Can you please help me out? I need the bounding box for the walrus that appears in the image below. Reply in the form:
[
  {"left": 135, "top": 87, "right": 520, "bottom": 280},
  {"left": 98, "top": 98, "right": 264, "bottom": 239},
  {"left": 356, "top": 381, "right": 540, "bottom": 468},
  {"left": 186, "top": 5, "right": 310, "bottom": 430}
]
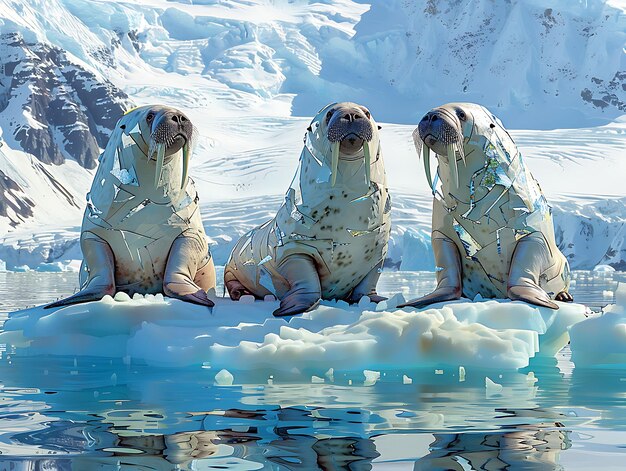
[
  {"left": 224, "top": 102, "right": 391, "bottom": 317},
  {"left": 400, "top": 103, "right": 572, "bottom": 310},
  {"left": 46, "top": 105, "right": 215, "bottom": 309}
]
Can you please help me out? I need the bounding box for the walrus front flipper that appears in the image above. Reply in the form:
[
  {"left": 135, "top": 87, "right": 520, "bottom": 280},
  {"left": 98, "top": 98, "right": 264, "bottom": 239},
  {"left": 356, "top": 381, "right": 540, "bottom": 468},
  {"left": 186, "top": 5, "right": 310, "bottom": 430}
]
[
  {"left": 273, "top": 254, "right": 321, "bottom": 317},
  {"left": 348, "top": 260, "right": 387, "bottom": 304},
  {"left": 555, "top": 291, "right": 574, "bottom": 302},
  {"left": 398, "top": 234, "right": 462, "bottom": 309},
  {"left": 224, "top": 265, "right": 253, "bottom": 300},
  {"left": 507, "top": 233, "right": 559, "bottom": 310},
  {"left": 45, "top": 236, "right": 116, "bottom": 309},
  {"left": 164, "top": 234, "right": 214, "bottom": 308}
]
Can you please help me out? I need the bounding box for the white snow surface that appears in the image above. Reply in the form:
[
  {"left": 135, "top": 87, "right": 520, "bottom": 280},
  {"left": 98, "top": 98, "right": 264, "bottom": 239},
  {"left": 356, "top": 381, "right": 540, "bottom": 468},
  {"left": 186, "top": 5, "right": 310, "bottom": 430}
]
[
  {"left": 0, "top": 293, "right": 587, "bottom": 372},
  {"left": 569, "top": 283, "right": 626, "bottom": 368}
]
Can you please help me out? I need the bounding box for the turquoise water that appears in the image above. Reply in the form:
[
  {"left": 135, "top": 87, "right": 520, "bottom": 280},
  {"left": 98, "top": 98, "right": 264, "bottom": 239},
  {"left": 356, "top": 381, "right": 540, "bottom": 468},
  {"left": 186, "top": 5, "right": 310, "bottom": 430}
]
[{"left": 0, "top": 270, "right": 624, "bottom": 469}]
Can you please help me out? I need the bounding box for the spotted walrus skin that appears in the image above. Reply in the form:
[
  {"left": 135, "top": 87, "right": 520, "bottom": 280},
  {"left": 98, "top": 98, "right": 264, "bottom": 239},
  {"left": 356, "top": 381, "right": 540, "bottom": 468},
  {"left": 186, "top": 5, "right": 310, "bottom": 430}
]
[
  {"left": 401, "top": 103, "right": 572, "bottom": 310},
  {"left": 224, "top": 102, "right": 391, "bottom": 317},
  {"left": 46, "top": 105, "right": 215, "bottom": 309}
]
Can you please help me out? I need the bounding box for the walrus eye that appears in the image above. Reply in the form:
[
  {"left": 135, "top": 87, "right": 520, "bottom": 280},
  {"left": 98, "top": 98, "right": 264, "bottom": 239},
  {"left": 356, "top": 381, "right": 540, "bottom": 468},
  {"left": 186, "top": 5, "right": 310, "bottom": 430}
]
[
  {"left": 457, "top": 109, "right": 467, "bottom": 121},
  {"left": 326, "top": 109, "right": 335, "bottom": 124},
  {"left": 146, "top": 112, "right": 155, "bottom": 123}
]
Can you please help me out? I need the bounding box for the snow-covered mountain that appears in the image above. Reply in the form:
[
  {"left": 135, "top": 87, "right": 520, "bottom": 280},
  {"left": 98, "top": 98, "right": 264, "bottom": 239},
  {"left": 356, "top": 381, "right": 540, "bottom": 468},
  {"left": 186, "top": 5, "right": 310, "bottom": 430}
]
[
  {"left": 0, "top": 28, "right": 132, "bottom": 229},
  {"left": 2, "top": 0, "right": 624, "bottom": 125},
  {"left": 0, "top": 0, "right": 624, "bottom": 271}
]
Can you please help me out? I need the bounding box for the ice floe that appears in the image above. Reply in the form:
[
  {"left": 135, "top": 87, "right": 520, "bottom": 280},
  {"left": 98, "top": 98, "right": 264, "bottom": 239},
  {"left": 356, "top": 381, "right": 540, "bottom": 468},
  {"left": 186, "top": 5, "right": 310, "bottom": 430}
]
[{"left": 0, "top": 294, "right": 587, "bottom": 374}]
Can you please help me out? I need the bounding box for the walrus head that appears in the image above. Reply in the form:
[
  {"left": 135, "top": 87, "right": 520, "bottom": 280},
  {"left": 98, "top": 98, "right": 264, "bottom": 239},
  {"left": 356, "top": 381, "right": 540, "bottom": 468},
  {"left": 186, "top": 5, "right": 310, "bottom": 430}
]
[
  {"left": 413, "top": 103, "right": 476, "bottom": 191},
  {"left": 307, "top": 102, "right": 377, "bottom": 186},
  {"left": 118, "top": 105, "right": 195, "bottom": 189},
  {"left": 414, "top": 102, "right": 518, "bottom": 194}
]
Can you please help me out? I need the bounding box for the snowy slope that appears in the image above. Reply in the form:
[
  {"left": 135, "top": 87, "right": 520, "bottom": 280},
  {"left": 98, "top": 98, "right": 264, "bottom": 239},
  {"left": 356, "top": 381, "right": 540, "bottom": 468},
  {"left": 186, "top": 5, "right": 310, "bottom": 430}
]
[{"left": 0, "top": 0, "right": 624, "bottom": 270}]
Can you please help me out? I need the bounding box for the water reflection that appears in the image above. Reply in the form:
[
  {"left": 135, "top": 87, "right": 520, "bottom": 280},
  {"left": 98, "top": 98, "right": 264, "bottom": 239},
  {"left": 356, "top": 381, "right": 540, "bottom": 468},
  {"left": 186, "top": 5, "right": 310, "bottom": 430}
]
[
  {"left": 0, "top": 355, "right": 620, "bottom": 469},
  {"left": 415, "top": 424, "right": 571, "bottom": 470}
]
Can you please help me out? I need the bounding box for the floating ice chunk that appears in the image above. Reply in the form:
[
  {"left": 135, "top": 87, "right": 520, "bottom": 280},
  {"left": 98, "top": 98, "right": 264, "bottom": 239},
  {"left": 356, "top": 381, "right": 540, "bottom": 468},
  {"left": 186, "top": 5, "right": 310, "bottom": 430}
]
[
  {"left": 403, "top": 374, "right": 413, "bottom": 384},
  {"left": 35, "top": 262, "right": 64, "bottom": 272},
  {"left": 435, "top": 369, "right": 443, "bottom": 375},
  {"left": 603, "top": 290, "right": 613, "bottom": 297},
  {"left": 374, "top": 293, "right": 405, "bottom": 311},
  {"left": 386, "top": 293, "right": 406, "bottom": 309},
  {"left": 311, "top": 375, "right": 324, "bottom": 384},
  {"left": 593, "top": 265, "right": 616, "bottom": 273},
  {"left": 325, "top": 368, "right": 334, "bottom": 382},
  {"left": 358, "top": 296, "right": 371, "bottom": 308},
  {"left": 363, "top": 370, "right": 380, "bottom": 386},
  {"left": 459, "top": 366, "right": 466, "bottom": 382},
  {"left": 215, "top": 369, "right": 234, "bottom": 386},
  {"left": 0, "top": 260, "right": 6, "bottom": 272},
  {"left": 239, "top": 295, "right": 256, "bottom": 304},
  {"left": 526, "top": 371, "right": 538, "bottom": 384},
  {"left": 570, "top": 283, "right": 626, "bottom": 368},
  {"left": 114, "top": 292, "right": 131, "bottom": 302},
  {"left": 485, "top": 377, "right": 503, "bottom": 395}
]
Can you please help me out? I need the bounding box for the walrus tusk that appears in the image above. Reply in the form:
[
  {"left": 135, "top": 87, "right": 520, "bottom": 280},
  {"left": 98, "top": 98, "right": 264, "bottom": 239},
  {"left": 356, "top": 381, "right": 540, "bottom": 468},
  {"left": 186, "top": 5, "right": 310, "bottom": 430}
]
[
  {"left": 363, "top": 140, "right": 371, "bottom": 185},
  {"left": 448, "top": 144, "right": 458, "bottom": 189},
  {"left": 330, "top": 140, "right": 340, "bottom": 186},
  {"left": 423, "top": 143, "right": 433, "bottom": 193},
  {"left": 181, "top": 141, "right": 190, "bottom": 189},
  {"left": 154, "top": 143, "right": 165, "bottom": 187}
]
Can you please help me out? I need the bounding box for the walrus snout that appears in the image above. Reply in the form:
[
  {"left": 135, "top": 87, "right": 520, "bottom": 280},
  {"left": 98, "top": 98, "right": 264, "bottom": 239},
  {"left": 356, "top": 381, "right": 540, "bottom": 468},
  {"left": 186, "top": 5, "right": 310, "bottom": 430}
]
[
  {"left": 145, "top": 106, "right": 195, "bottom": 189},
  {"left": 326, "top": 105, "right": 373, "bottom": 155},
  {"left": 418, "top": 108, "right": 462, "bottom": 157},
  {"left": 151, "top": 109, "right": 194, "bottom": 157}
]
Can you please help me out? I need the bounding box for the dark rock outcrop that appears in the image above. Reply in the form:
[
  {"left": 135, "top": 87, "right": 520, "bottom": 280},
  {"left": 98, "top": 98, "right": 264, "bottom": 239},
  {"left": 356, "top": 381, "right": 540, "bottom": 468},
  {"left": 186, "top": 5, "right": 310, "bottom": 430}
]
[{"left": 0, "top": 32, "right": 133, "bottom": 170}]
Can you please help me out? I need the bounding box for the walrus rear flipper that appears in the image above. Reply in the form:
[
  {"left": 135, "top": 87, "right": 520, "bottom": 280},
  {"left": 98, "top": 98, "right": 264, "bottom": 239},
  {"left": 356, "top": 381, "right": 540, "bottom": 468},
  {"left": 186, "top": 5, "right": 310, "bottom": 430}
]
[
  {"left": 273, "top": 254, "right": 321, "bottom": 317},
  {"left": 44, "top": 236, "right": 115, "bottom": 309},
  {"left": 164, "top": 234, "right": 214, "bottom": 308},
  {"left": 507, "top": 233, "right": 559, "bottom": 310},
  {"left": 348, "top": 260, "right": 387, "bottom": 304},
  {"left": 398, "top": 234, "right": 462, "bottom": 309}
]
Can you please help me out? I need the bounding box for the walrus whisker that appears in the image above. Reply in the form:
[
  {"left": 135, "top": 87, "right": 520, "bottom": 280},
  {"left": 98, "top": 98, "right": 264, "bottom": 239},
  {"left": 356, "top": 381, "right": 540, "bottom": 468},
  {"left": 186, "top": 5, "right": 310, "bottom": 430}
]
[
  {"left": 330, "top": 141, "right": 340, "bottom": 186},
  {"left": 154, "top": 143, "right": 165, "bottom": 187},
  {"left": 363, "top": 140, "right": 371, "bottom": 185}
]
